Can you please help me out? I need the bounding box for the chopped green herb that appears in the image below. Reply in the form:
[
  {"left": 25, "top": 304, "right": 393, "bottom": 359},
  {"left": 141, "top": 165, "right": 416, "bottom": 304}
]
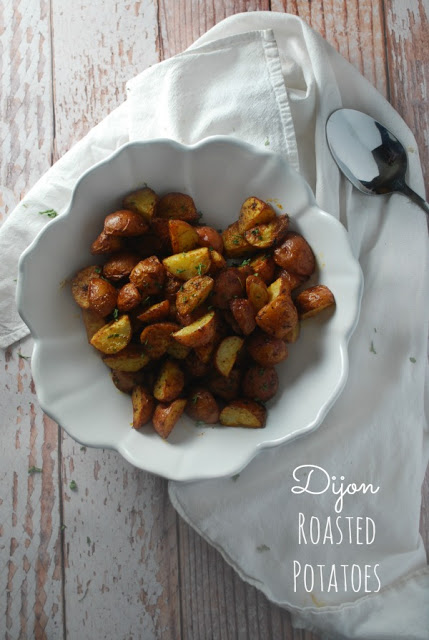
[
  {"left": 409, "top": 357, "right": 416, "bottom": 363},
  {"left": 176, "top": 268, "right": 185, "bottom": 274},
  {"left": 264, "top": 139, "right": 270, "bottom": 146},
  {"left": 191, "top": 395, "right": 199, "bottom": 405},
  {"left": 112, "top": 308, "right": 119, "bottom": 320},
  {"left": 240, "top": 258, "right": 251, "bottom": 266},
  {"left": 262, "top": 383, "right": 269, "bottom": 391},
  {"left": 256, "top": 543, "right": 270, "bottom": 552},
  {"left": 94, "top": 267, "right": 102, "bottom": 274},
  {"left": 86, "top": 536, "right": 91, "bottom": 545},
  {"left": 195, "top": 420, "right": 205, "bottom": 427},
  {"left": 107, "top": 333, "right": 121, "bottom": 339},
  {"left": 259, "top": 367, "right": 265, "bottom": 376},
  {"left": 69, "top": 480, "right": 78, "bottom": 491},
  {"left": 207, "top": 305, "right": 213, "bottom": 311},
  {"left": 80, "top": 446, "right": 87, "bottom": 452},
  {"left": 28, "top": 466, "right": 42, "bottom": 474},
  {"left": 142, "top": 296, "right": 151, "bottom": 305},
  {"left": 370, "top": 341, "right": 376, "bottom": 354},
  {"left": 60, "top": 524, "right": 67, "bottom": 531},
  {"left": 231, "top": 474, "right": 240, "bottom": 482},
  {"left": 18, "top": 352, "right": 30, "bottom": 361},
  {"left": 232, "top": 235, "right": 242, "bottom": 245},
  {"left": 39, "top": 209, "right": 58, "bottom": 218},
  {"left": 195, "top": 263, "right": 204, "bottom": 276}
]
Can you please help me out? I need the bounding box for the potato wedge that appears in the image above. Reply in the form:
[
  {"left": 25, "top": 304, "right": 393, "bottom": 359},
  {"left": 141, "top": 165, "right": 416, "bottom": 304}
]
[
  {"left": 71, "top": 265, "right": 102, "bottom": 309},
  {"left": 157, "top": 192, "right": 199, "bottom": 222},
  {"left": 208, "top": 369, "right": 242, "bottom": 401},
  {"left": 132, "top": 385, "right": 155, "bottom": 429},
  {"left": 284, "top": 321, "right": 300, "bottom": 343},
  {"left": 249, "top": 253, "right": 276, "bottom": 284},
  {"left": 102, "top": 344, "right": 150, "bottom": 372},
  {"left": 153, "top": 398, "right": 187, "bottom": 439},
  {"left": 166, "top": 341, "right": 190, "bottom": 360},
  {"left": 214, "top": 336, "right": 244, "bottom": 377},
  {"left": 123, "top": 187, "right": 159, "bottom": 222},
  {"left": 176, "top": 275, "right": 214, "bottom": 316},
  {"left": 81, "top": 308, "right": 106, "bottom": 341},
  {"left": 242, "top": 365, "right": 279, "bottom": 402},
  {"left": 267, "top": 275, "right": 291, "bottom": 302},
  {"left": 103, "top": 251, "right": 140, "bottom": 282},
  {"left": 137, "top": 299, "right": 170, "bottom": 324},
  {"left": 220, "top": 399, "right": 266, "bottom": 428},
  {"left": 111, "top": 370, "right": 145, "bottom": 394},
  {"left": 274, "top": 231, "right": 316, "bottom": 276},
  {"left": 295, "top": 285, "right": 335, "bottom": 319},
  {"left": 88, "top": 277, "right": 118, "bottom": 317},
  {"left": 153, "top": 359, "right": 185, "bottom": 403},
  {"left": 169, "top": 219, "right": 199, "bottom": 253},
  {"left": 162, "top": 247, "right": 211, "bottom": 281},
  {"left": 91, "top": 231, "right": 124, "bottom": 255},
  {"left": 129, "top": 256, "right": 166, "bottom": 294},
  {"left": 140, "top": 322, "right": 179, "bottom": 359},
  {"left": 246, "top": 331, "right": 288, "bottom": 366},
  {"left": 244, "top": 215, "right": 289, "bottom": 250},
  {"left": 207, "top": 249, "right": 227, "bottom": 275},
  {"left": 229, "top": 298, "right": 256, "bottom": 335},
  {"left": 90, "top": 315, "right": 132, "bottom": 354},
  {"left": 104, "top": 209, "right": 149, "bottom": 236},
  {"left": 117, "top": 282, "right": 142, "bottom": 312},
  {"left": 185, "top": 351, "right": 211, "bottom": 378},
  {"left": 238, "top": 196, "right": 276, "bottom": 233},
  {"left": 222, "top": 221, "right": 254, "bottom": 258},
  {"left": 172, "top": 311, "right": 216, "bottom": 348},
  {"left": 211, "top": 267, "right": 244, "bottom": 309},
  {"left": 277, "top": 269, "right": 308, "bottom": 291},
  {"left": 128, "top": 232, "right": 165, "bottom": 259},
  {"left": 150, "top": 218, "right": 172, "bottom": 252},
  {"left": 255, "top": 294, "right": 298, "bottom": 340},
  {"left": 246, "top": 275, "right": 269, "bottom": 311},
  {"left": 186, "top": 389, "right": 220, "bottom": 424},
  {"left": 195, "top": 226, "right": 224, "bottom": 253}
]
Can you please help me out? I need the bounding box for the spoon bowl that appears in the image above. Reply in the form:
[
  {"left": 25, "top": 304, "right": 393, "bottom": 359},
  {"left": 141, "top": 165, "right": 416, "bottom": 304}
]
[{"left": 326, "top": 108, "right": 428, "bottom": 214}]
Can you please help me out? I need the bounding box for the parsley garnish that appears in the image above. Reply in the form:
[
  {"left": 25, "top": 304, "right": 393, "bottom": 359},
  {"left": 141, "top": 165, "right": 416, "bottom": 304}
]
[
  {"left": 28, "top": 466, "right": 42, "bottom": 474},
  {"left": 39, "top": 209, "right": 58, "bottom": 218},
  {"left": 410, "top": 357, "right": 416, "bottom": 363},
  {"left": 195, "top": 263, "right": 204, "bottom": 276},
  {"left": 231, "top": 474, "right": 240, "bottom": 482},
  {"left": 370, "top": 341, "right": 376, "bottom": 354},
  {"left": 240, "top": 258, "right": 251, "bottom": 266},
  {"left": 18, "top": 352, "right": 30, "bottom": 360},
  {"left": 107, "top": 333, "right": 120, "bottom": 339},
  {"left": 69, "top": 480, "right": 78, "bottom": 491},
  {"left": 94, "top": 267, "right": 102, "bottom": 274},
  {"left": 86, "top": 536, "right": 91, "bottom": 545},
  {"left": 112, "top": 308, "right": 119, "bottom": 320},
  {"left": 256, "top": 544, "right": 270, "bottom": 552},
  {"left": 191, "top": 395, "right": 199, "bottom": 405}
]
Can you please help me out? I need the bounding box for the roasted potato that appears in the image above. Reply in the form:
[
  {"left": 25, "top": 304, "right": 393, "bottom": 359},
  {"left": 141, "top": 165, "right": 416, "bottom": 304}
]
[
  {"left": 153, "top": 359, "right": 185, "bottom": 403},
  {"left": 255, "top": 294, "right": 298, "bottom": 340},
  {"left": 166, "top": 341, "right": 190, "bottom": 360},
  {"left": 91, "top": 231, "right": 124, "bottom": 255},
  {"left": 140, "top": 322, "right": 179, "bottom": 359},
  {"left": 244, "top": 215, "right": 289, "bottom": 249},
  {"left": 103, "top": 251, "right": 140, "bottom": 282},
  {"left": 207, "top": 249, "right": 227, "bottom": 275},
  {"left": 123, "top": 187, "right": 159, "bottom": 222},
  {"left": 214, "top": 336, "right": 244, "bottom": 377},
  {"left": 246, "top": 331, "right": 288, "bottom": 366},
  {"left": 274, "top": 231, "right": 316, "bottom": 276},
  {"left": 172, "top": 311, "right": 216, "bottom": 348},
  {"left": 208, "top": 369, "right": 242, "bottom": 401},
  {"left": 157, "top": 192, "right": 199, "bottom": 222},
  {"left": 295, "top": 285, "right": 335, "bottom": 319},
  {"left": 128, "top": 232, "right": 165, "bottom": 258},
  {"left": 150, "top": 218, "right": 172, "bottom": 253},
  {"left": 117, "top": 282, "right": 142, "bottom": 312},
  {"left": 229, "top": 298, "right": 256, "bottom": 335},
  {"left": 246, "top": 275, "right": 269, "bottom": 311},
  {"left": 220, "top": 399, "right": 266, "bottom": 428},
  {"left": 87, "top": 277, "right": 118, "bottom": 317},
  {"left": 153, "top": 398, "right": 187, "bottom": 439},
  {"left": 186, "top": 389, "right": 220, "bottom": 424},
  {"left": 176, "top": 275, "right": 214, "bottom": 316},
  {"left": 211, "top": 267, "right": 244, "bottom": 309},
  {"left": 284, "top": 321, "right": 300, "bottom": 343},
  {"left": 81, "top": 308, "right": 106, "bottom": 341},
  {"left": 102, "top": 344, "right": 150, "bottom": 372},
  {"left": 238, "top": 196, "right": 276, "bottom": 233},
  {"left": 249, "top": 253, "right": 276, "bottom": 284},
  {"left": 129, "top": 256, "right": 166, "bottom": 295},
  {"left": 195, "top": 226, "right": 224, "bottom": 253},
  {"left": 164, "top": 274, "right": 183, "bottom": 301},
  {"left": 71, "top": 265, "right": 102, "bottom": 309},
  {"left": 168, "top": 219, "right": 199, "bottom": 253},
  {"left": 162, "top": 247, "right": 211, "bottom": 281},
  {"left": 104, "top": 209, "right": 149, "bottom": 236},
  {"left": 242, "top": 365, "right": 279, "bottom": 402},
  {"left": 277, "top": 269, "right": 308, "bottom": 291},
  {"left": 137, "top": 299, "right": 170, "bottom": 324},
  {"left": 267, "top": 275, "right": 291, "bottom": 302},
  {"left": 222, "top": 221, "right": 254, "bottom": 258},
  {"left": 184, "top": 351, "right": 211, "bottom": 378},
  {"left": 111, "top": 370, "right": 146, "bottom": 394},
  {"left": 90, "top": 315, "right": 132, "bottom": 354},
  {"left": 132, "top": 386, "right": 155, "bottom": 429}
]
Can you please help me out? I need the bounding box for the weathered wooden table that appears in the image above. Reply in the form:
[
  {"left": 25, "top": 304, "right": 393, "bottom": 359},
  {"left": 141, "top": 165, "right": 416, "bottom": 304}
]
[{"left": 1, "top": 2, "right": 428, "bottom": 638}]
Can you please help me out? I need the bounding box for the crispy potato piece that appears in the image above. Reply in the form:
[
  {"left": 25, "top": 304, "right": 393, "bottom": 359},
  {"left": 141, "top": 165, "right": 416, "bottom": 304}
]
[
  {"left": 246, "top": 331, "right": 288, "bottom": 366},
  {"left": 256, "top": 294, "right": 298, "bottom": 340},
  {"left": 123, "top": 187, "right": 159, "bottom": 222},
  {"left": 168, "top": 219, "right": 199, "bottom": 253},
  {"left": 102, "top": 344, "right": 150, "bottom": 372},
  {"left": 238, "top": 196, "right": 276, "bottom": 233},
  {"left": 223, "top": 309, "right": 242, "bottom": 335},
  {"left": 176, "top": 275, "right": 214, "bottom": 316},
  {"left": 104, "top": 209, "right": 149, "bottom": 236},
  {"left": 185, "top": 351, "right": 211, "bottom": 378},
  {"left": 111, "top": 370, "right": 146, "bottom": 394},
  {"left": 242, "top": 365, "right": 279, "bottom": 402},
  {"left": 172, "top": 311, "right": 216, "bottom": 348},
  {"left": 229, "top": 298, "right": 256, "bottom": 335},
  {"left": 249, "top": 254, "right": 276, "bottom": 284},
  {"left": 137, "top": 299, "right": 170, "bottom": 324},
  {"left": 150, "top": 218, "right": 172, "bottom": 253},
  {"left": 81, "top": 308, "right": 106, "bottom": 341},
  {"left": 157, "top": 192, "right": 199, "bottom": 222},
  {"left": 166, "top": 341, "right": 190, "bottom": 360},
  {"left": 244, "top": 215, "right": 289, "bottom": 250},
  {"left": 208, "top": 250, "right": 227, "bottom": 275},
  {"left": 175, "top": 301, "right": 210, "bottom": 327},
  {"left": 132, "top": 385, "right": 155, "bottom": 429},
  {"left": 186, "top": 389, "right": 220, "bottom": 424},
  {"left": 153, "top": 398, "right": 187, "bottom": 439},
  {"left": 295, "top": 285, "right": 335, "bottom": 319},
  {"left": 162, "top": 247, "right": 211, "bottom": 281},
  {"left": 222, "top": 221, "right": 254, "bottom": 258},
  {"left": 88, "top": 277, "right": 118, "bottom": 317},
  {"left": 195, "top": 226, "right": 224, "bottom": 253},
  {"left": 90, "top": 315, "right": 132, "bottom": 354},
  {"left": 71, "top": 265, "right": 101, "bottom": 309},
  {"left": 208, "top": 369, "right": 242, "bottom": 401},
  {"left": 153, "top": 359, "right": 185, "bottom": 403},
  {"left": 117, "top": 282, "right": 142, "bottom": 312},
  {"left": 103, "top": 251, "right": 140, "bottom": 282},
  {"left": 284, "top": 321, "right": 300, "bottom": 343},
  {"left": 164, "top": 274, "right": 183, "bottom": 301},
  {"left": 267, "top": 275, "right": 291, "bottom": 302},
  {"left": 129, "top": 256, "right": 166, "bottom": 295},
  {"left": 211, "top": 267, "right": 244, "bottom": 309},
  {"left": 220, "top": 399, "right": 266, "bottom": 428},
  {"left": 140, "top": 322, "right": 179, "bottom": 359},
  {"left": 246, "top": 275, "right": 269, "bottom": 311},
  {"left": 274, "top": 231, "right": 315, "bottom": 276},
  {"left": 214, "top": 336, "right": 244, "bottom": 377},
  {"left": 91, "top": 231, "right": 124, "bottom": 255}
]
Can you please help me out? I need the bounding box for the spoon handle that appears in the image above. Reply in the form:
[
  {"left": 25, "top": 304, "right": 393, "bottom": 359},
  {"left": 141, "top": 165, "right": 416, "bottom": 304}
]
[{"left": 400, "top": 183, "right": 429, "bottom": 216}]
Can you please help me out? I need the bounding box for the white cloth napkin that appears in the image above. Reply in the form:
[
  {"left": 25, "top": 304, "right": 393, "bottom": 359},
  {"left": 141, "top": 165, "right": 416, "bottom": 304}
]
[{"left": 1, "top": 11, "right": 428, "bottom": 639}]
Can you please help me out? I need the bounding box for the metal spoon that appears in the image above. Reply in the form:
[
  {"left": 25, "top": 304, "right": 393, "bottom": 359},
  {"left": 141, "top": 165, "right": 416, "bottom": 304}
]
[{"left": 326, "top": 108, "right": 429, "bottom": 215}]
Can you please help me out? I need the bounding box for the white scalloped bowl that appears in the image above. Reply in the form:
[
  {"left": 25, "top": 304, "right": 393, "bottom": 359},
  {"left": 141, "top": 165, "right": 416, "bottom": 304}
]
[{"left": 17, "top": 138, "right": 362, "bottom": 481}]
